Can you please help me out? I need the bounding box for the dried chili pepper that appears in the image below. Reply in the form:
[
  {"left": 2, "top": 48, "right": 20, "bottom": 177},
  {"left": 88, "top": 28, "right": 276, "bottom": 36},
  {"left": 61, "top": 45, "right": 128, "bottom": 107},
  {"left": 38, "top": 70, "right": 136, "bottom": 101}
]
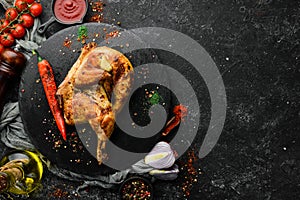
[
  {"left": 162, "top": 104, "right": 188, "bottom": 136},
  {"left": 33, "top": 50, "right": 67, "bottom": 141}
]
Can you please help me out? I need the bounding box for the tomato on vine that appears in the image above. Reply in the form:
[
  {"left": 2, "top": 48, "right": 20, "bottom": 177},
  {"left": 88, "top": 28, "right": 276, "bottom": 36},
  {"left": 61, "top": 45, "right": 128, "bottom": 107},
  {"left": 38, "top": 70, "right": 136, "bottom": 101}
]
[
  {"left": 5, "top": 8, "right": 19, "bottom": 21},
  {"left": 15, "top": 0, "right": 29, "bottom": 12},
  {"left": 10, "top": 24, "right": 26, "bottom": 39},
  {"left": 25, "top": 0, "right": 35, "bottom": 4},
  {"left": 19, "top": 13, "right": 34, "bottom": 28},
  {"left": 0, "top": 0, "right": 44, "bottom": 47},
  {"left": 0, "top": 33, "right": 15, "bottom": 47},
  {"left": 0, "top": 44, "right": 4, "bottom": 53},
  {"left": 0, "top": 19, "right": 10, "bottom": 33},
  {"left": 29, "top": 3, "right": 43, "bottom": 17}
]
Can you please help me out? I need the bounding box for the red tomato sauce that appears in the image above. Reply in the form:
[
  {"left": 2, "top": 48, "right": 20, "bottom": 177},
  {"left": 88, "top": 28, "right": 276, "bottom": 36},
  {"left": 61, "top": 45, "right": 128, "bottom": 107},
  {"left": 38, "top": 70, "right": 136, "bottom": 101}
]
[{"left": 54, "top": 0, "right": 86, "bottom": 23}]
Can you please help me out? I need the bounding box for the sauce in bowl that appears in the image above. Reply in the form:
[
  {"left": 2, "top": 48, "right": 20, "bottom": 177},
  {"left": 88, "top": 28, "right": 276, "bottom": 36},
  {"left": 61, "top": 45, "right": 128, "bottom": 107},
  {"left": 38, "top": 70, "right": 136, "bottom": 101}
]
[{"left": 54, "top": 0, "right": 87, "bottom": 23}]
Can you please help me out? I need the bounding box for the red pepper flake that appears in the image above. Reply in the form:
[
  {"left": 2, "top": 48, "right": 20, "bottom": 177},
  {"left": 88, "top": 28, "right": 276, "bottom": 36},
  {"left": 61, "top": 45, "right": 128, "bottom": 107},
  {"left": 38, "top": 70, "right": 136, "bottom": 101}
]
[
  {"left": 105, "top": 30, "right": 119, "bottom": 39},
  {"left": 49, "top": 187, "right": 69, "bottom": 198},
  {"left": 89, "top": 14, "right": 104, "bottom": 23},
  {"left": 91, "top": 1, "right": 105, "bottom": 12},
  {"left": 63, "top": 38, "right": 72, "bottom": 48},
  {"left": 121, "top": 178, "right": 152, "bottom": 200},
  {"left": 89, "top": 1, "right": 105, "bottom": 23},
  {"left": 180, "top": 150, "right": 198, "bottom": 197}
]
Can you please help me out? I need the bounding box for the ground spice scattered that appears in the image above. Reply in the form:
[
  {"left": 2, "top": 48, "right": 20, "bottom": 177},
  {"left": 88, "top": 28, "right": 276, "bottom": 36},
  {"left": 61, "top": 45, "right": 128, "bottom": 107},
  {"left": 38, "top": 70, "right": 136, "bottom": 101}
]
[
  {"left": 90, "top": 14, "right": 104, "bottom": 23},
  {"left": 180, "top": 150, "right": 198, "bottom": 197},
  {"left": 121, "top": 178, "right": 152, "bottom": 200},
  {"left": 90, "top": 1, "right": 105, "bottom": 12},
  {"left": 89, "top": 0, "right": 105, "bottom": 23},
  {"left": 63, "top": 38, "right": 72, "bottom": 48},
  {"left": 54, "top": 140, "right": 62, "bottom": 149},
  {"left": 105, "top": 30, "right": 119, "bottom": 39},
  {"left": 49, "top": 187, "right": 69, "bottom": 198}
]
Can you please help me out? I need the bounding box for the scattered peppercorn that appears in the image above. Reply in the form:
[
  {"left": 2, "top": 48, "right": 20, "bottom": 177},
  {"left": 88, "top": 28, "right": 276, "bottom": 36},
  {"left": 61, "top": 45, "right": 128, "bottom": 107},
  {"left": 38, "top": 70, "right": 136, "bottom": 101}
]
[{"left": 120, "top": 178, "right": 152, "bottom": 200}]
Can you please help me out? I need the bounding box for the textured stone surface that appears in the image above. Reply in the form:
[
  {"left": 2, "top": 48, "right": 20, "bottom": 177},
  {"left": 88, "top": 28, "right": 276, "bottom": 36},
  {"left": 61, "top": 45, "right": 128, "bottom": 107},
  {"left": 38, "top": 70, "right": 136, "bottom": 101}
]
[{"left": 0, "top": 0, "right": 299, "bottom": 199}]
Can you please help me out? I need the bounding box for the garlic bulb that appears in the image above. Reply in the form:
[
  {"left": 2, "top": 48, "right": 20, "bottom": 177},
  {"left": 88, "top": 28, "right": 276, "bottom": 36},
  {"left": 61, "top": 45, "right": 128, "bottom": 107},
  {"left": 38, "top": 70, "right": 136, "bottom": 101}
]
[{"left": 144, "top": 141, "right": 175, "bottom": 169}]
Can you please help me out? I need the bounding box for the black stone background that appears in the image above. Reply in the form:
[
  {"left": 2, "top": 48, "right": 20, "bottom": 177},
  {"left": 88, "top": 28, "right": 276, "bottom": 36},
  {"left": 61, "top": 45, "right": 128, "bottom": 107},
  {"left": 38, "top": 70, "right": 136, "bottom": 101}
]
[{"left": 0, "top": 0, "right": 299, "bottom": 199}]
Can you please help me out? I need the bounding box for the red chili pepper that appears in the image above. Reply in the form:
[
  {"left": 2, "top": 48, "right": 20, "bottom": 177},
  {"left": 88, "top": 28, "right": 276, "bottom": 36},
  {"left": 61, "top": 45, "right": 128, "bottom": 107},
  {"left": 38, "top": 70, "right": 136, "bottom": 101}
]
[
  {"left": 162, "top": 104, "right": 188, "bottom": 136},
  {"left": 33, "top": 50, "right": 67, "bottom": 141}
]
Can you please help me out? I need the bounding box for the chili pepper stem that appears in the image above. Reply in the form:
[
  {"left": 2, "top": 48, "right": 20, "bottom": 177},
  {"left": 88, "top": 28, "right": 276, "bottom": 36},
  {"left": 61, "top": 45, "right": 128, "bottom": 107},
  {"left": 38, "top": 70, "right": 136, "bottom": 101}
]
[{"left": 32, "top": 50, "right": 43, "bottom": 62}]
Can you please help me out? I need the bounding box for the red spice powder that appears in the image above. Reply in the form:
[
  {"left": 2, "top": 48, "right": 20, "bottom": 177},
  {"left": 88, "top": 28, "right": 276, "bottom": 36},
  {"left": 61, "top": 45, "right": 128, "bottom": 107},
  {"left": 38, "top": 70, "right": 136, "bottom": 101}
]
[{"left": 173, "top": 104, "right": 188, "bottom": 120}]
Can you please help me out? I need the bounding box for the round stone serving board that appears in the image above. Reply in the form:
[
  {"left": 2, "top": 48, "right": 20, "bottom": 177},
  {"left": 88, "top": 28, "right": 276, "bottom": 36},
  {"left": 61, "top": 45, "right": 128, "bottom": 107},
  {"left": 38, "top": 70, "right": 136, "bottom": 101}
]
[{"left": 19, "top": 23, "right": 173, "bottom": 175}]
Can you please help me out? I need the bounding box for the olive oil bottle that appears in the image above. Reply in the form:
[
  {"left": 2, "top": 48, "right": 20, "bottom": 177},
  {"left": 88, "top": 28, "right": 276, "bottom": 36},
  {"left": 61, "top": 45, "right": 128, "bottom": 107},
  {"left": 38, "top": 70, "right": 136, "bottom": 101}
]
[{"left": 0, "top": 150, "right": 43, "bottom": 195}]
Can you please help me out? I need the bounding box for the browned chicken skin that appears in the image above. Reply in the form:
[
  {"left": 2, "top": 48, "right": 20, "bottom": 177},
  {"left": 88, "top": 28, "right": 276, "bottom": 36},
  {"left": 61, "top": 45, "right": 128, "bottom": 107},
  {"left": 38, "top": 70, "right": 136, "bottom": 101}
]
[{"left": 56, "top": 42, "right": 134, "bottom": 164}]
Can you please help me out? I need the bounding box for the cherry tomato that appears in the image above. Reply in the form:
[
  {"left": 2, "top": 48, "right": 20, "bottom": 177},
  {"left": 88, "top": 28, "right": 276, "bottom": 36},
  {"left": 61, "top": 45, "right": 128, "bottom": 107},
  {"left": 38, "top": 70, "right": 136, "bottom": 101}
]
[
  {"left": 29, "top": 2, "right": 43, "bottom": 17},
  {"left": 10, "top": 24, "right": 26, "bottom": 39},
  {"left": 15, "top": 0, "right": 28, "bottom": 12},
  {"left": 0, "top": 19, "right": 11, "bottom": 33},
  {"left": 25, "top": 0, "right": 35, "bottom": 4},
  {"left": 0, "top": 33, "right": 15, "bottom": 47},
  {"left": 19, "top": 14, "right": 34, "bottom": 28},
  {"left": 5, "top": 8, "right": 19, "bottom": 21},
  {"left": 0, "top": 44, "right": 4, "bottom": 53}
]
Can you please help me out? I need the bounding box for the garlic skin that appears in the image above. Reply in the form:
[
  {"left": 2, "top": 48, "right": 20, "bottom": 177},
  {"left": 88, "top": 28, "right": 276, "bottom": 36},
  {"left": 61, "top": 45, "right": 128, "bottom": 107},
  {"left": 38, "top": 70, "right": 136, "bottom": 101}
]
[
  {"left": 144, "top": 141, "right": 175, "bottom": 169},
  {"left": 149, "top": 164, "right": 179, "bottom": 181}
]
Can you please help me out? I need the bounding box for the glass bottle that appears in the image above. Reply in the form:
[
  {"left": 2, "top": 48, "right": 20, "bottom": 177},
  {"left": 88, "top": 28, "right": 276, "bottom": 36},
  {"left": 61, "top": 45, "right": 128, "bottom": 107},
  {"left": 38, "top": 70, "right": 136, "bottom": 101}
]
[
  {"left": 0, "top": 48, "right": 26, "bottom": 115},
  {"left": 0, "top": 150, "right": 43, "bottom": 195}
]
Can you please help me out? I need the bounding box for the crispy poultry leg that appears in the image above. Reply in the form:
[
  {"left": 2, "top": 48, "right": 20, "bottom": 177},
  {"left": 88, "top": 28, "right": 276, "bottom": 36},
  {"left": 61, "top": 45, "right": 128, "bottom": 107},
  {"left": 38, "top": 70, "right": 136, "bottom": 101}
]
[{"left": 72, "top": 86, "right": 114, "bottom": 164}]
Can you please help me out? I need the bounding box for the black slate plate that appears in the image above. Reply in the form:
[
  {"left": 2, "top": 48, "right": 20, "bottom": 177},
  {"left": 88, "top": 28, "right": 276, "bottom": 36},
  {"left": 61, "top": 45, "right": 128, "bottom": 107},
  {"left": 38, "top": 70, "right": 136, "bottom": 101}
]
[{"left": 19, "top": 23, "right": 173, "bottom": 175}]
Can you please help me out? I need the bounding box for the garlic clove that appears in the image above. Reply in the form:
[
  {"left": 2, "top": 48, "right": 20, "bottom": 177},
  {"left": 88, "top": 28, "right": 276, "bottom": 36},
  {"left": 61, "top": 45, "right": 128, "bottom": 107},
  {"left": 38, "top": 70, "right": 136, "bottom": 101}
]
[
  {"left": 149, "top": 164, "right": 179, "bottom": 180},
  {"left": 144, "top": 141, "right": 175, "bottom": 169},
  {"left": 144, "top": 152, "right": 169, "bottom": 164}
]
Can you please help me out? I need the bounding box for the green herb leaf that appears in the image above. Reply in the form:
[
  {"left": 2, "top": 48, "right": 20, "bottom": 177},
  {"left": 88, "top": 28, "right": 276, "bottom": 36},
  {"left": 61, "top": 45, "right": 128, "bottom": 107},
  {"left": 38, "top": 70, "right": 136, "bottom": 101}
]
[
  {"left": 78, "top": 25, "right": 88, "bottom": 40},
  {"left": 149, "top": 91, "right": 162, "bottom": 105}
]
